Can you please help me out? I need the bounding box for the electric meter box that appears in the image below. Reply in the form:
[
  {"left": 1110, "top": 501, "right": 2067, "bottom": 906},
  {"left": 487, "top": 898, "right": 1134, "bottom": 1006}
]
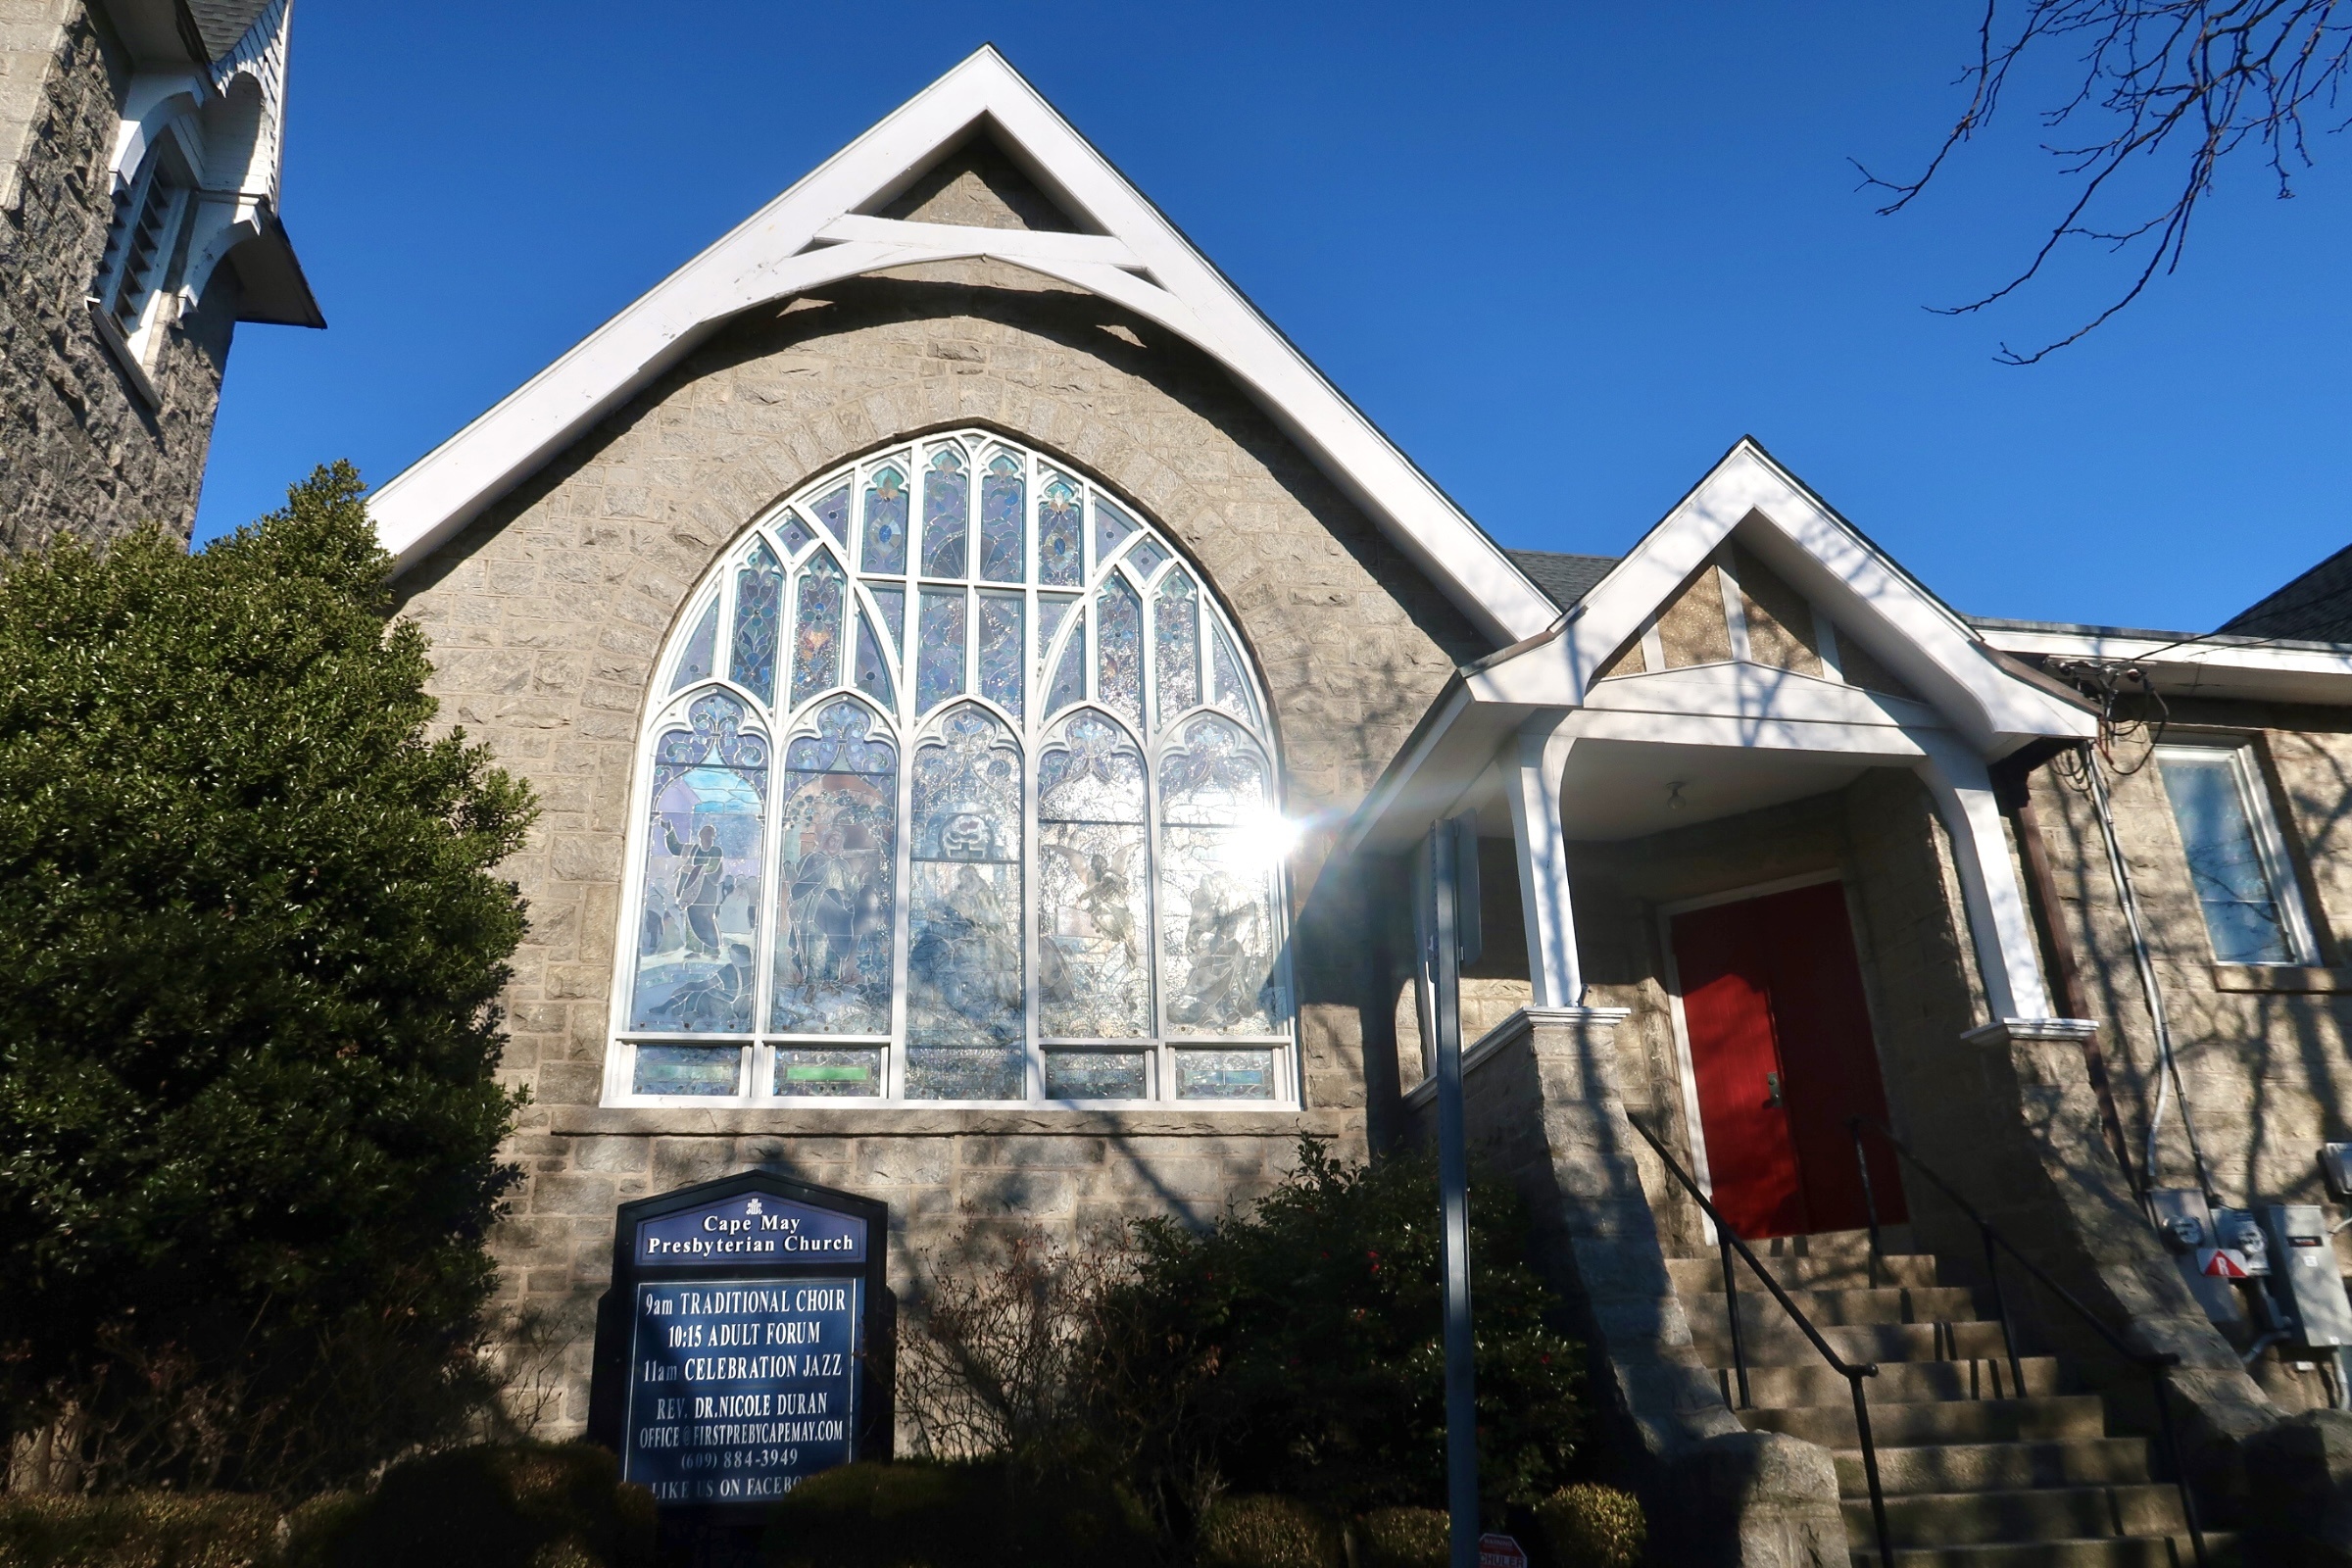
[
  {"left": 2213, "top": 1208, "right": 2273, "bottom": 1276},
  {"left": 2256, "top": 1204, "right": 2352, "bottom": 1350},
  {"left": 2147, "top": 1188, "right": 2244, "bottom": 1325}
]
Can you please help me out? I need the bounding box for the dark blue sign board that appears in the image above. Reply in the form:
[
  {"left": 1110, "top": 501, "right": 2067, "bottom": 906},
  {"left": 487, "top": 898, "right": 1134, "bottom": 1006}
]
[{"left": 589, "top": 1171, "right": 891, "bottom": 1522}]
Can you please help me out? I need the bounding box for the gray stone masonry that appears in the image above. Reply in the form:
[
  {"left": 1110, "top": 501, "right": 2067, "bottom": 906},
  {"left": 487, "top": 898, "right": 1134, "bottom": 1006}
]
[
  {"left": 393, "top": 260, "right": 1490, "bottom": 1434},
  {"left": 0, "top": 1, "right": 239, "bottom": 554},
  {"left": 1405, "top": 1008, "right": 1846, "bottom": 1568}
]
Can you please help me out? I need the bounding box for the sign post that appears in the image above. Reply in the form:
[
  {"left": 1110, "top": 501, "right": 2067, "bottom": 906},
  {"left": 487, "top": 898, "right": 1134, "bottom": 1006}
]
[
  {"left": 589, "top": 1171, "right": 891, "bottom": 1557},
  {"left": 1421, "top": 814, "right": 1483, "bottom": 1568}
]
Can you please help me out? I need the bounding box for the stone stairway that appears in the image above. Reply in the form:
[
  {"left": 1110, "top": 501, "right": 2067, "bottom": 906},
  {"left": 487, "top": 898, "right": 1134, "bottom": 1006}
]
[{"left": 1669, "top": 1228, "right": 2233, "bottom": 1567}]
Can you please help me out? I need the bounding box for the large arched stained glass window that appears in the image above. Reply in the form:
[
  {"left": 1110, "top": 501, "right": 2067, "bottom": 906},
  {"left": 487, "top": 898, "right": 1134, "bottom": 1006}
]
[{"left": 610, "top": 430, "right": 1292, "bottom": 1106}]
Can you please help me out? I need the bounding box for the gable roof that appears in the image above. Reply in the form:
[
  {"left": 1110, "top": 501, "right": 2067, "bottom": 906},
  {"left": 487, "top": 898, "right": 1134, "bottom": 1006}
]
[
  {"left": 2218, "top": 540, "right": 2352, "bottom": 644},
  {"left": 1506, "top": 549, "right": 1619, "bottom": 612},
  {"left": 367, "top": 47, "right": 1557, "bottom": 646}
]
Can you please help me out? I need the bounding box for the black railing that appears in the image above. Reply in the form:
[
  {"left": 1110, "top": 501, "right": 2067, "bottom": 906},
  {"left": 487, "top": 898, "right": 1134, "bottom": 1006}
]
[
  {"left": 1628, "top": 1118, "right": 1894, "bottom": 1568},
  {"left": 1849, "top": 1116, "right": 2209, "bottom": 1568}
]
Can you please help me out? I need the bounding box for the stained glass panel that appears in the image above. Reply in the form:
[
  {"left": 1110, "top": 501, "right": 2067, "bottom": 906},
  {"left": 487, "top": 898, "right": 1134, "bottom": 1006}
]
[
  {"left": 868, "top": 584, "right": 906, "bottom": 660},
  {"left": 861, "top": 462, "right": 909, "bottom": 574},
  {"left": 1046, "top": 1052, "right": 1149, "bottom": 1101},
  {"left": 775, "top": 1047, "right": 883, "bottom": 1098},
  {"left": 1175, "top": 1050, "right": 1276, "bottom": 1101},
  {"left": 770, "top": 700, "right": 897, "bottom": 1035},
  {"left": 729, "top": 541, "right": 783, "bottom": 706},
  {"left": 789, "top": 553, "right": 847, "bottom": 708},
  {"left": 1124, "top": 538, "right": 1170, "bottom": 579},
  {"left": 1210, "top": 620, "right": 1256, "bottom": 725},
  {"left": 1039, "top": 595, "right": 1076, "bottom": 665},
  {"left": 853, "top": 610, "right": 894, "bottom": 709},
  {"left": 917, "top": 589, "right": 967, "bottom": 714},
  {"left": 809, "top": 484, "right": 851, "bottom": 547},
  {"left": 921, "top": 448, "right": 970, "bottom": 579},
  {"left": 1158, "top": 717, "right": 1281, "bottom": 1036},
  {"left": 633, "top": 692, "right": 767, "bottom": 1034},
  {"left": 1097, "top": 577, "right": 1143, "bottom": 726},
  {"left": 1094, "top": 495, "right": 1140, "bottom": 566},
  {"left": 1154, "top": 572, "right": 1200, "bottom": 724},
  {"left": 979, "top": 453, "right": 1024, "bottom": 582},
  {"left": 671, "top": 596, "right": 719, "bottom": 693},
  {"left": 1039, "top": 475, "right": 1083, "bottom": 586},
  {"left": 907, "top": 707, "right": 1024, "bottom": 1100},
  {"left": 1038, "top": 711, "right": 1151, "bottom": 1039},
  {"left": 777, "top": 511, "right": 816, "bottom": 556},
  {"left": 978, "top": 594, "right": 1023, "bottom": 718},
  {"left": 634, "top": 1046, "right": 744, "bottom": 1097},
  {"left": 1047, "top": 618, "right": 1086, "bottom": 717}
]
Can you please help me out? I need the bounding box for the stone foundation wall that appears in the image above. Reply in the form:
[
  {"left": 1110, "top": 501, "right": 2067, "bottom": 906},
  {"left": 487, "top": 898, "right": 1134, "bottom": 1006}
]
[{"left": 0, "top": 1, "right": 239, "bottom": 555}]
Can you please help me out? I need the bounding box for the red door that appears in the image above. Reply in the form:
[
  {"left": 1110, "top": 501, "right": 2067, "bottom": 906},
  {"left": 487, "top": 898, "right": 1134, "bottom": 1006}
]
[{"left": 1671, "top": 881, "right": 1904, "bottom": 1239}]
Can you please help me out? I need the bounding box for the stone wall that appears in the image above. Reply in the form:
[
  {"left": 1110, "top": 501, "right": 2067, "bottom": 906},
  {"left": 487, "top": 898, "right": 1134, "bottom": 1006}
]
[
  {"left": 391, "top": 259, "right": 1489, "bottom": 1433},
  {"left": 0, "top": 1, "right": 238, "bottom": 555}
]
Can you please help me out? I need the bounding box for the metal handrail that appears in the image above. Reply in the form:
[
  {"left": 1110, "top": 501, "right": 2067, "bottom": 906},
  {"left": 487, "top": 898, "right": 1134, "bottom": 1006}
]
[
  {"left": 1849, "top": 1115, "right": 2209, "bottom": 1568},
  {"left": 1628, "top": 1118, "right": 1894, "bottom": 1568}
]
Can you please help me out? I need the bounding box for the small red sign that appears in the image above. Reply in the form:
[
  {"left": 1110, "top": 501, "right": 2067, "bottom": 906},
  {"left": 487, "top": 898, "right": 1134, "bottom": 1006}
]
[
  {"left": 2201, "top": 1248, "right": 2251, "bottom": 1279},
  {"left": 1478, "top": 1533, "right": 1528, "bottom": 1568}
]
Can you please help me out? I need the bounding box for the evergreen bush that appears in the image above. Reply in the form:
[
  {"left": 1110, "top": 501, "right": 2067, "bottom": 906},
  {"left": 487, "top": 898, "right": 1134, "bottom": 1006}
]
[
  {"left": 1348, "top": 1506, "right": 1448, "bottom": 1568},
  {"left": 1193, "top": 1495, "right": 1344, "bottom": 1568},
  {"left": 280, "top": 1443, "right": 652, "bottom": 1568},
  {"left": 0, "top": 466, "right": 536, "bottom": 1492},
  {"left": 760, "top": 1458, "right": 1153, "bottom": 1568},
  {"left": 1532, "top": 1484, "right": 1644, "bottom": 1568},
  {"left": 0, "top": 1492, "right": 281, "bottom": 1568}
]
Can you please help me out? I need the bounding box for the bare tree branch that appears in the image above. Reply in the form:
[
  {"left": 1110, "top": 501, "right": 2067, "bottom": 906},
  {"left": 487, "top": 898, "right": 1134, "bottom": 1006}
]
[{"left": 1857, "top": 0, "right": 2349, "bottom": 362}]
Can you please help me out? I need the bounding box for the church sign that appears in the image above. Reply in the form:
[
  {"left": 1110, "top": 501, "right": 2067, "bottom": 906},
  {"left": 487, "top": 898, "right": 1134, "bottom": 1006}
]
[{"left": 589, "top": 1173, "right": 891, "bottom": 1513}]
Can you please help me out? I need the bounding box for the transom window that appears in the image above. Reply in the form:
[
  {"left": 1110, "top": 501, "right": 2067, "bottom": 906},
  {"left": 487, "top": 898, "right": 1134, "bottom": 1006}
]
[
  {"left": 2154, "top": 741, "right": 2320, "bottom": 966},
  {"left": 611, "top": 431, "right": 1293, "bottom": 1106}
]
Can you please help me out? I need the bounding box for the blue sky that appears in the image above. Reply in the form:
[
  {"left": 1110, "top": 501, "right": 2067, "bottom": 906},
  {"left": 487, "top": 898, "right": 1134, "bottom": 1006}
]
[{"left": 195, "top": 2, "right": 2350, "bottom": 633}]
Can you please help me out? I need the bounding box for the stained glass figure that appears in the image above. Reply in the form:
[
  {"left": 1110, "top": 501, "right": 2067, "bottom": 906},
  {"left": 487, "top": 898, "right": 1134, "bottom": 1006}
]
[
  {"left": 921, "top": 448, "right": 970, "bottom": 579},
  {"left": 633, "top": 691, "right": 768, "bottom": 1034},
  {"left": 1210, "top": 620, "right": 1257, "bottom": 725},
  {"left": 906, "top": 706, "right": 1025, "bottom": 1100},
  {"left": 868, "top": 584, "right": 906, "bottom": 660},
  {"left": 1038, "top": 475, "right": 1083, "bottom": 586},
  {"left": 1093, "top": 494, "right": 1139, "bottom": 565},
  {"left": 777, "top": 511, "right": 816, "bottom": 556},
  {"left": 789, "top": 553, "right": 847, "bottom": 708},
  {"left": 729, "top": 541, "right": 783, "bottom": 706},
  {"left": 1154, "top": 572, "right": 1200, "bottom": 724},
  {"left": 809, "top": 484, "right": 851, "bottom": 547},
  {"left": 1047, "top": 617, "right": 1087, "bottom": 717},
  {"left": 1046, "top": 1052, "right": 1149, "bottom": 1101},
  {"left": 1038, "top": 710, "right": 1151, "bottom": 1039},
  {"left": 978, "top": 593, "right": 1023, "bottom": 718},
  {"left": 1123, "top": 538, "right": 1170, "bottom": 580},
  {"left": 916, "top": 589, "right": 967, "bottom": 714},
  {"left": 671, "top": 596, "right": 719, "bottom": 693},
  {"left": 770, "top": 700, "right": 897, "bottom": 1036},
  {"left": 634, "top": 1046, "right": 744, "bottom": 1097},
  {"left": 1096, "top": 576, "right": 1143, "bottom": 726},
  {"left": 853, "top": 609, "right": 894, "bottom": 710},
  {"left": 1174, "top": 1049, "right": 1276, "bottom": 1101},
  {"left": 775, "top": 1047, "right": 883, "bottom": 1098},
  {"left": 979, "top": 453, "right": 1024, "bottom": 582},
  {"left": 1157, "top": 716, "right": 1281, "bottom": 1036},
  {"left": 861, "top": 462, "right": 909, "bottom": 574}
]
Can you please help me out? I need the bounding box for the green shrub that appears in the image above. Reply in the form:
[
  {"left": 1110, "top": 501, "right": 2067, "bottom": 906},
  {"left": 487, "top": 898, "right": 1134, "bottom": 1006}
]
[
  {"left": 1350, "top": 1506, "right": 1448, "bottom": 1568},
  {"left": 0, "top": 464, "right": 535, "bottom": 1491},
  {"left": 282, "top": 1442, "right": 652, "bottom": 1568},
  {"left": 1533, "top": 1484, "right": 1643, "bottom": 1568},
  {"left": 1195, "top": 1495, "right": 1343, "bottom": 1568},
  {"left": 761, "top": 1458, "right": 1152, "bottom": 1568},
  {"left": 1097, "top": 1138, "right": 1586, "bottom": 1519},
  {"left": 0, "top": 1492, "right": 281, "bottom": 1568}
]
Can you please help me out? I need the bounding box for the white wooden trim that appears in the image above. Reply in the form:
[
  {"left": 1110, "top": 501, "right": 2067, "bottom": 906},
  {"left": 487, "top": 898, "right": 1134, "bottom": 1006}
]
[
  {"left": 1506, "top": 718, "right": 1583, "bottom": 1007},
  {"left": 1908, "top": 732, "right": 2053, "bottom": 1021}
]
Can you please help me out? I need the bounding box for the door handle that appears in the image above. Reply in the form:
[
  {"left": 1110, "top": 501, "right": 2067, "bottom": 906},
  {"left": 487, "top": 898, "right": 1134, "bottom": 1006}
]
[{"left": 1764, "top": 1070, "right": 1785, "bottom": 1109}]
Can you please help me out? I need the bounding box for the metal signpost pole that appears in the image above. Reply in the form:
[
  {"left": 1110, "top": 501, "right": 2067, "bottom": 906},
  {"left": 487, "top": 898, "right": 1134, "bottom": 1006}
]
[{"left": 1427, "top": 816, "right": 1482, "bottom": 1568}]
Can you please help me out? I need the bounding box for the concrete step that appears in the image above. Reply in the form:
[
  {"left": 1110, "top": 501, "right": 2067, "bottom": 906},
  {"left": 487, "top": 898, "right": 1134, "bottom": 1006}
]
[
  {"left": 1835, "top": 1438, "right": 2153, "bottom": 1495},
  {"left": 1746, "top": 1395, "right": 2110, "bottom": 1447},
  {"left": 1849, "top": 1536, "right": 2233, "bottom": 1567},
  {"left": 1669, "top": 1251, "right": 1941, "bottom": 1294},
  {"left": 1745, "top": 1225, "right": 1916, "bottom": 1264},
  {"left": 1690, "top": 1313, "right": 2013, "bottom": 1365},
  {"left": 1721, "top": 1354, "right": 2063, "bottom": 1408},
  {"left": 1845, "top": 1484, "right": 2185, "bottom": 1547},
  {"left": 1687, "top": 1283, "right": 1985, "bottom": 1328}
]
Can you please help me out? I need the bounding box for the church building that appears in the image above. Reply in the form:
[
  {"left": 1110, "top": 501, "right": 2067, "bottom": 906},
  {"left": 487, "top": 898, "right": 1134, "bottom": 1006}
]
[{"left": 351, "top": 47, "right": 2352, "bottom": 1564}]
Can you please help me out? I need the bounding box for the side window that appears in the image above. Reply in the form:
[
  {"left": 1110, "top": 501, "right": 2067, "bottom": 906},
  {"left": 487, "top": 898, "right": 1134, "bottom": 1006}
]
[
  {"left": 94, "top": 145, "right": 193, "bottom": 367},
  {"left": 2153, "top": 742, "right": 2319, "bottom": 965}
]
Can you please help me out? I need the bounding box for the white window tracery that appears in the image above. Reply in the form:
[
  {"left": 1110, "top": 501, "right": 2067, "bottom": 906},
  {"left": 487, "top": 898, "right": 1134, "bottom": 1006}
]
[{"left": 610, "top": 431, "right": 1293, "bottom": 1107}]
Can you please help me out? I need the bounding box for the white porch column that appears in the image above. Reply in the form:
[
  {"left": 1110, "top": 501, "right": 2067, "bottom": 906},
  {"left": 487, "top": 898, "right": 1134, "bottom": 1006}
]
[
  {"left": 1505, "top": 714, "right": 1583, "bottom": 1007},
  {"left": 1911, "top": 733, "right": 2055, "bottom": 1022}
]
